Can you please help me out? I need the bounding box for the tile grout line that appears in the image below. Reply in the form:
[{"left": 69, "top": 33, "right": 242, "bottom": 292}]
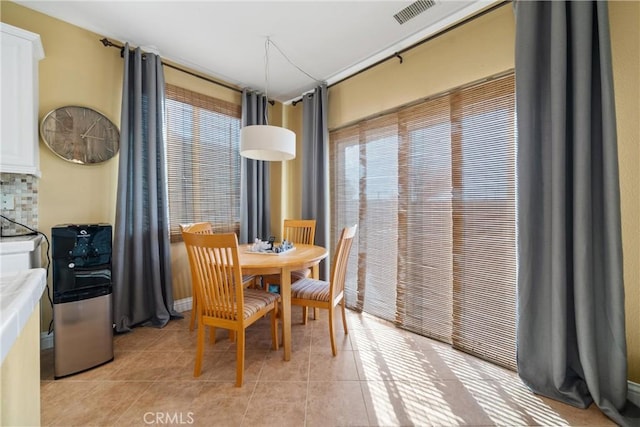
[
  {"left": 102, "top": 377, "right": 155, "bottom": 426},
  {"left": 350, "top": 321, "right": 374, "bottom": 427},
  {"left": 304, "top": 313, "right": 312, "bottom": 427},
  {"left": 39, "top": 310, "right": 615, "bottom": 426},
  {"left": 240, "top": 374, "right": 260, "bottom": 427}
]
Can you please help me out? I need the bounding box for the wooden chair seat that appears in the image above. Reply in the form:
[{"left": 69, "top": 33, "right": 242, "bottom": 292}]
[
  {"left": 241, "top": 289, "right": 281, "bottom": 318},
  {"left": 291, "top": 278, "right": 330, "bottom": 301}
]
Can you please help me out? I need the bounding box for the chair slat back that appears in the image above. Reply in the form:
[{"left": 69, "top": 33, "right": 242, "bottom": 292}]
[
  {"left": 329, "top": 224, "right": 358, "bottom": 299},
  {"left": 283, "top": 219, "right": 316, "bottom": 244},
  {"left": 180, "top": 222, "right": 213, "bottom": 235},
  {"left": 182, "top": 232, "right": 244, "bottom": 322}
]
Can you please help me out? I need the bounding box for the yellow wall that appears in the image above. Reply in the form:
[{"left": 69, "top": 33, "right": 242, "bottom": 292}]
[
  {"left": 3, "top": 0, "right": 638, "bottom": 383},
  {"left": 610, "top": 0, "right": 640, "bottom": 383},
  {"left": 327, "top": 5, "right": 514, "bottom": 129},
  {"left": 282, "top": 103, "right": 304, "bottom": 221},
  {"left": 326, "top": 2, "right": 639, "bottom": 383},
  {"left": 2, "top": 1, "right": 123, "bottom": 331},
  {"left": 0, "top": 1, "right": 294, "bottom": 305}
]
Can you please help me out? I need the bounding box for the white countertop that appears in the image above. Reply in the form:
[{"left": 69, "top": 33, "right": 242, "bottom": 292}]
[
  {"left": 0, "top": 234, "right": 43, "bottom": 277},
  {"left": 0, "top": 268, "right": 46, "bottom": 364},
  {"left": 0, "top": 234, "right": 43, "bottom": 255}
]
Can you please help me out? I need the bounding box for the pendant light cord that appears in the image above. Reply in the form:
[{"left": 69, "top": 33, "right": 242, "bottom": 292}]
[
  {"left": 264, "top": 38, "right": 271, "bottom": 125},
  {"left": 268, "top": 38, "right": 322, "bottom": 84},
  {"left": 261, "top": 36, "right": 323, "bottom": 117}
]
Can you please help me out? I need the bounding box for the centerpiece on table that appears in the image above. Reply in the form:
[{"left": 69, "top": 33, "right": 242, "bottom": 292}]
[{"left": 248, "top": 237, "right": 295, "bottom": 254}]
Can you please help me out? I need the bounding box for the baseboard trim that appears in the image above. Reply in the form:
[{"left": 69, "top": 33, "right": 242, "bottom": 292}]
[
  {"left": 40, "top": 297, "right": 192, "bottom": 349},
  {"left": 173, "top": 297, "right": 192, "bottom": 314},
  {"left": 629, "top": 380, "right": 640, "bottom": 405},
  {"left": 41, "top": 331, "right": 53, "bottom": 350}
]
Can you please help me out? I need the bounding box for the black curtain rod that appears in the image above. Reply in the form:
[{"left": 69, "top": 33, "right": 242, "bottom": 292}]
[
  {"left": 100, "top": 38, "right": 243, "bottom": 95},
  {"left": 289, "top": 0, "right": 511, "bottom": 106},
  {"left": 328, "top": 1, "right": 511, "bottom": 87},
  {"left": 104, "top": 0, "right": 510, "bottom": 107}
]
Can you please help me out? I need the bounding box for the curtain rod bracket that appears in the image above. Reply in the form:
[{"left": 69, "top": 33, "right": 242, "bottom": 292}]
[{"left": 100, "top": 37, "right": 125, "bottom": 57}]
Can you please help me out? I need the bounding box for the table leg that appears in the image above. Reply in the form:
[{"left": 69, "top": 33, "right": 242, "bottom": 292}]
[
  {"left": 311, "top": 264, "right": 320, "bottom": 320},
  {"left": 280, "top": 267, "right": 292, "bottom": 361}
]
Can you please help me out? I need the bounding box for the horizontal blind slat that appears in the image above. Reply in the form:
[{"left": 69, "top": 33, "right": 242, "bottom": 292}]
[
  {"left": 330, "top": 72, "right": 516, "bottom": 371},
  {"left": 451, "top": 73, "right": 517, "bottom": 371},
  {"left": 165, "top": 84, "right": 241, "bottom": 242}
]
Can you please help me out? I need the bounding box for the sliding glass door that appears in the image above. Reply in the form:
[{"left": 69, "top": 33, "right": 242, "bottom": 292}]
[{"left": 330, "top": 73, "right": 517, "bottom": 370}]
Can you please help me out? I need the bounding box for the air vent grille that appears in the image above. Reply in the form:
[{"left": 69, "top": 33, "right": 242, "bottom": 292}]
[{"left": 393, "top": 0, "right": 437, "bottom": 25}]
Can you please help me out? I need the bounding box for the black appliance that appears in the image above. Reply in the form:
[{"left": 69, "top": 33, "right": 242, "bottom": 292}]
[{"left": 52, "top": 224, "right": 114, "bottom": 378}]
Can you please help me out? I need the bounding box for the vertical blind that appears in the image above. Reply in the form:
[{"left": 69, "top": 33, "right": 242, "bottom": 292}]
[
  {"left": 165, "top": 84, "right": 242, "bottom": 242},
  {"left": 330, "top": 72, "right": 517, "bottom": 370}
]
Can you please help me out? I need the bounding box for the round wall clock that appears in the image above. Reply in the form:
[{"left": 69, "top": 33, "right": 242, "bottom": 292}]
[{"left": 40, "top": 106, "right": 120, "bottom": 164}]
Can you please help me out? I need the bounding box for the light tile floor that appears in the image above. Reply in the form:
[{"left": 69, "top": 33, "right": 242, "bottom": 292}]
[{"left": 41, "top": 308, "right": 614, "bottom": 426}]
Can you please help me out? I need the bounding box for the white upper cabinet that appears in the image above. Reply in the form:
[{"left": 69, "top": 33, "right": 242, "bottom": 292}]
[{"left": 1, "top": 23, "right": 45, "bottom": 177}]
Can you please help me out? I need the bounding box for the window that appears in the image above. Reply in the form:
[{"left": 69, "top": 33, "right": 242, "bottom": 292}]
[
  {"left": 165, "top": 85, "right": 242, "bottom": 242},
  {"left": 330, "top": 73, "right": 516, "bottom": 370}
]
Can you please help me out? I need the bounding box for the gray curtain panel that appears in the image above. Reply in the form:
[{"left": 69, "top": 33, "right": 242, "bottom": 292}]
[
  {"left": 240, "top": 89, "right": 271, "bottom": 244},
  {"left": 301, "top": 84, "right": 330, "bottom": 280},
  {"left": 515, "top": 2, "right": 639, "bottom": 425},
  {"left": 112, "top": 45, "right": 181, "bottom": 332}
]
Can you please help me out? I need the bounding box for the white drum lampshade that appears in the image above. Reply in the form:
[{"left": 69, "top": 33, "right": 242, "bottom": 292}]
[{"left": 239, "top": 125, "right": 296, "bottom": 161}]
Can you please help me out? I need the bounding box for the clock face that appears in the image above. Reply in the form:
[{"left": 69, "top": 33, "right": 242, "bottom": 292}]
[{"left": 40, "top": 106, "right": 120, "bottom": 164}]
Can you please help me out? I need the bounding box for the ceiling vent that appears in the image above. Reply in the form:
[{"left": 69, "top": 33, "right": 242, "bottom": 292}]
[{"left": 393, "top": 0, "right": 437, "bottom": 25}]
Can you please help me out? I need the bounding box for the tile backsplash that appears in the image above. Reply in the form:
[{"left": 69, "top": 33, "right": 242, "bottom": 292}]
[{"left": 0, "top": 173, "right": 38, "bottom": 236}]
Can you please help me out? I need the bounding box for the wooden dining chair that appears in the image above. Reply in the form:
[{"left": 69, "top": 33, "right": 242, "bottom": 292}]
[
  {"left": 180, "top": 222, "right": 256, "bottom": 332},
  {"left": 262, "top": 219, "right": 317, "bottom": 293},
  {"left": 290, "top": 224, "right": 357, "bottom": 356},
  {"left": 182, "top": 231, "right": 280, "bottom": 387}
]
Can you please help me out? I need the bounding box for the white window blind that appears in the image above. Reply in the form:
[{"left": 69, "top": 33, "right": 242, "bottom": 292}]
[
  {"left": 330, "top": 73, "right": 517, "bottom": 370},
  {"left": 165, "top": 84, "right": 242, "bottom": 242}
]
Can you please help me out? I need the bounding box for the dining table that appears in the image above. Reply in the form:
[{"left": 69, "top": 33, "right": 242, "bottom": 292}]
[{"left": 238, "top": 243, "right": 328, "bottom": 361}]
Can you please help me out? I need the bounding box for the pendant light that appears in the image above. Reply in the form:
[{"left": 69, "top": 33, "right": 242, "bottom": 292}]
[{"left": 240, "top": 38, "right": 296, "bottom": 161}]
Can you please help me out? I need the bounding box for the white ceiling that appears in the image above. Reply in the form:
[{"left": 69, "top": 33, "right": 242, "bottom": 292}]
[{"left": 15, "top": 0, "right": 498, "bottom": 103}]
